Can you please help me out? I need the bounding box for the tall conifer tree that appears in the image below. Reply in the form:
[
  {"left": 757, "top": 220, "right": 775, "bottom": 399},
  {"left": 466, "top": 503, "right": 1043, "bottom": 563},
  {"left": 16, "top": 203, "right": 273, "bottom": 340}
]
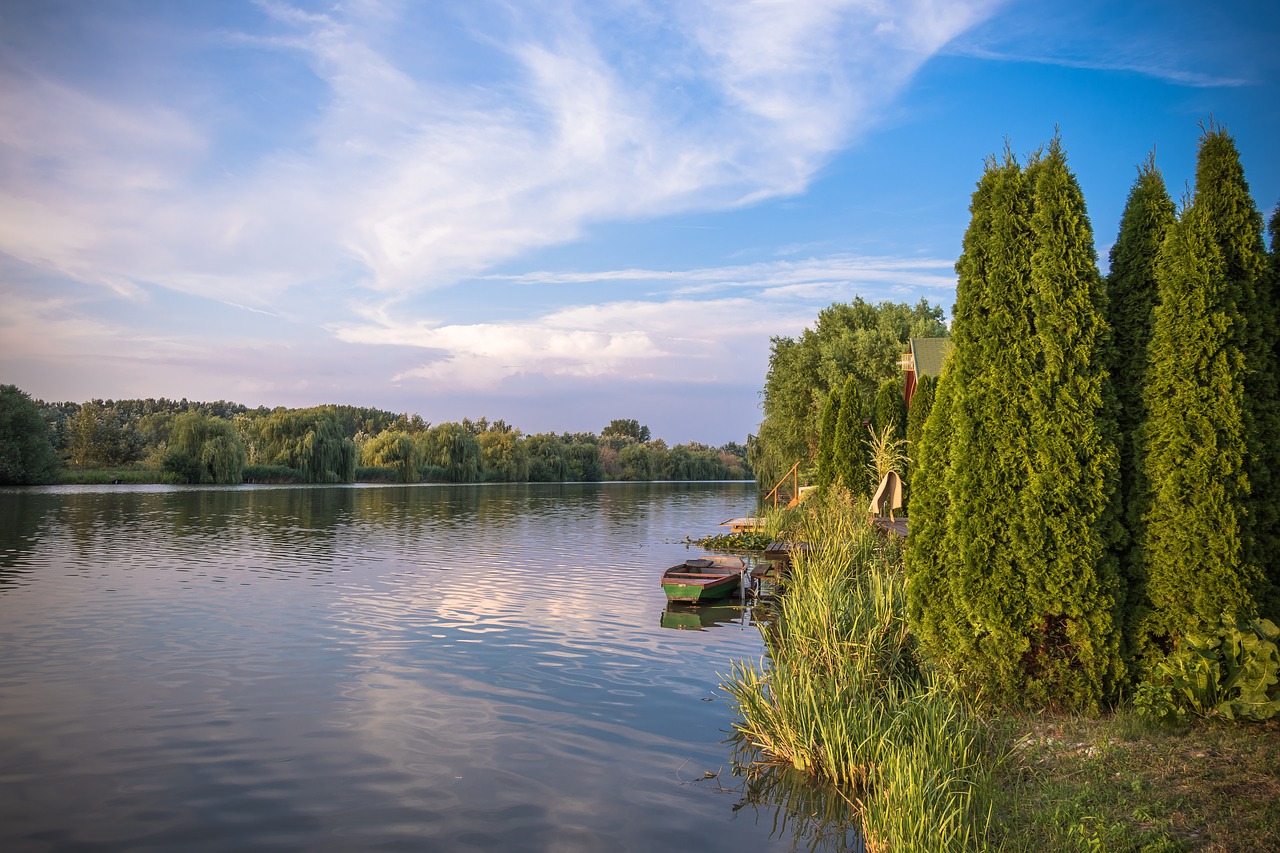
[
  {"left": 905, "top": 371, "right": 958, "bottom": 658},
  {"left": 1138, "top": 124, "right": 1269, "bottom": 653},
  {"left": 832, "top": 375, "right": 864, "bottom": 494},
  {"left": 1195, "top": 124, "right": 1271, "bottom": 584},
  {"left": 903, "top": 372, "right": 937, "bottom": 510},
  {"left": 1266, "top": 205, "right": 1280, "bottom": 617},
  {"left": 910, "top": 141, "right": 1125, "bottom": 710},
  {"left": 815, "top": 387, "right": 841, "bottom": 493},
  {"left": 1141, "top": 203, "right": 1258, "bottom": 650},
  {"left": 1019, "top": 139, "right": 1124, "bottom": 707},
  {"left": 1106, "top": 156, "right": 1175, "bottom": 592},
  {"left": 944, "top": 150, "right": 1040, "bottom": 704}
]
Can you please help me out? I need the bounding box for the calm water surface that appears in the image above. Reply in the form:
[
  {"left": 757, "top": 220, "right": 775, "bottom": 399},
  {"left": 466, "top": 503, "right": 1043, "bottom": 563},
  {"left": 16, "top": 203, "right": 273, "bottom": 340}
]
[{"left": 0, "top": 482, "right": 860, "bottom": 852}]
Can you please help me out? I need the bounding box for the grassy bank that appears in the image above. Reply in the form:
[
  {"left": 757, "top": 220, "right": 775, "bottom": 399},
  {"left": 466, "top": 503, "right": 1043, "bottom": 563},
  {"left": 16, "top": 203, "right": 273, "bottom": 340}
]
[
  {"left": 721, "top": 494, "right": 1280, "bottom": 851},
  {"left": 722, "top": 494, "right": 993, "bottom": 851}
]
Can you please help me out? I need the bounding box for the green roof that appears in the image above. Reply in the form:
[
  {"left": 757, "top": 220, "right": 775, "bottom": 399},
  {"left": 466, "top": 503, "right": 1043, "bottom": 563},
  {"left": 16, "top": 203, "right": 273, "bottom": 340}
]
[{"left": 911, "top": 337, "right": 953, "bottom": 378}]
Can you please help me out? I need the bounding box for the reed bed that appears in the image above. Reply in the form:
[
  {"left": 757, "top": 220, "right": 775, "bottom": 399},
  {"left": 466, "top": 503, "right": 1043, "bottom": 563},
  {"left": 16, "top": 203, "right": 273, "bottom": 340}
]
[{"left": 723, "top": 494, "right": 993, "bottom": 851}]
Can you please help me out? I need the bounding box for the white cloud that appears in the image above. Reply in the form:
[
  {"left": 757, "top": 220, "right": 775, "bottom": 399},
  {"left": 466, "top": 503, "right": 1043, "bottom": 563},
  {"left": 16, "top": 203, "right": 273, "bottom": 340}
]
[
  {"left": 328, "top": 252, "right": 952, "bottom": 391},
  {"left": 0, "top": 0, "right": 997, "bottom": 303}
]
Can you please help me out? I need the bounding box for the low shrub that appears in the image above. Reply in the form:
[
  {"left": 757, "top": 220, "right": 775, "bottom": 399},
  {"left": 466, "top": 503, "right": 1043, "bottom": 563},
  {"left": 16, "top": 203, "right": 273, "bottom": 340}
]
[{"left": 1135, "top": 615, "right": 1280, "bottom": 724}]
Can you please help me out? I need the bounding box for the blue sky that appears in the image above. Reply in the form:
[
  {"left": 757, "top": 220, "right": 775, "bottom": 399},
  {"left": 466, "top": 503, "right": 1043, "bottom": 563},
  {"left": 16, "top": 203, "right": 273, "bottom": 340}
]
[{"left": 1, "top": 0, "right": 1276, "bottom": 446}]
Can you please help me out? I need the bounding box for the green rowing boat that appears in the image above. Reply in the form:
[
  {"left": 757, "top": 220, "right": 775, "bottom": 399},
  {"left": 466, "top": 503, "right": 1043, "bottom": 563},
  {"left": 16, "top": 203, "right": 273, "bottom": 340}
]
[{"left": 661, "top": 556, "right": 746, "bottom": 603}]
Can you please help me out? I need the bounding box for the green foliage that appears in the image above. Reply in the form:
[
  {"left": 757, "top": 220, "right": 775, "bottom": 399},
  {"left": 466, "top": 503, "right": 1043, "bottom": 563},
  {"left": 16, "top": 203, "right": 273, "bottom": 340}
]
[
  {"left": 600, "top": 418, "right": 650, "bottom": 446},
  {"left": 420, "top": 422, "right": 481, "bottom": 482},
  {"left": 1135, "top": 616, "right": 1280, "bottom": 724},
  {"left": 905, "top": 371, "right": 959, "bottom": 665},
  {"left": 1138, "top": 152, "right": 1260, "bottom": 654},
  {"left": 360, "top": 430, "right": 424, "bottom": 483},
  {"left": 903, "top": 372, "right": 936, "bottom": 508},
  {"left": 1107, "top": 155, "right": 1175, "bottom": 535},
  {"left": 0, "top": 385, "right": 62, "bottom": 484},
  {"left": 909, "top": 141, "right": 1123, "bottom": 711},
  {"left": 871, "top": 376, "right": 906, "bottom": 443},
  {"left": 250, "top": 408, "right": 356, "bottom": 483},
  {"left": 831, "top": 375, "right": 864, "bottom": 495},
  {"left": 166, "top": 411, "right": 246, "bottom": 484},
  {"left": 724, "top": 500, "right": 992, "bottom": 850},
  {"left": 753, "top": 298, "right": 946, "bottom": 489},
  {"left": 814, "top": 387, "right": 840, "bottom": 493},
  {"left": 477, "top": 429, "right": 529, "bottom": 482}
]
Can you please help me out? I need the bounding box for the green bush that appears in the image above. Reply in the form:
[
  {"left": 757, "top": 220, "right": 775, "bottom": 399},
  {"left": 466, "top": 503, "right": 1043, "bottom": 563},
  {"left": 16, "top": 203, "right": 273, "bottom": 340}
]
[
  {"left": 1135, "top": 616, "right": 1280, "bottom": 724},
  {"left": 241, "top": 464, "right": 304, "bottom": 483}
]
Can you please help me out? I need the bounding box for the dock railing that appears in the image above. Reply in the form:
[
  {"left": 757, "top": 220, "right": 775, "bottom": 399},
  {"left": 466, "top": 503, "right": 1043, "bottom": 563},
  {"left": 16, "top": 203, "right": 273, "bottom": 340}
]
[{"left": 762, "top": 461, "right": 803, "bottom": 510}]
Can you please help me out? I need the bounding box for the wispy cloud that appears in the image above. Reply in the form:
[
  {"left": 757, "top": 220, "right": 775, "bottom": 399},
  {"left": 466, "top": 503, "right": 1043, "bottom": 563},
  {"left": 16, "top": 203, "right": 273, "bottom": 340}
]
[{"left": 0, "top": 0, "right": 998, "bottom": 304}]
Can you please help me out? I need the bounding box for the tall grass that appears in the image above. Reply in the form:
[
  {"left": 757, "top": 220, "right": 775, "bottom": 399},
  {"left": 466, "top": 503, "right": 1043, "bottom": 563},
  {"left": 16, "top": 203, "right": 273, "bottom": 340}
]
[{"left": 723, "top": 492, "right": 993, "bottom": 851}]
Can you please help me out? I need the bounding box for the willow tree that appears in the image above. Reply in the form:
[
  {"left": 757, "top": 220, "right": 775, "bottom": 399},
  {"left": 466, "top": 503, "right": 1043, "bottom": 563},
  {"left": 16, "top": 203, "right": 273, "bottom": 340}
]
[
  {"left": 362, "top": 430, "right": 424, "bottom": 483},
  {"left": 254, "top": 409, "right": 356, "bottom": 483},
  {"left": 168, "top": 411, "right": 246, "bottom": 484}
]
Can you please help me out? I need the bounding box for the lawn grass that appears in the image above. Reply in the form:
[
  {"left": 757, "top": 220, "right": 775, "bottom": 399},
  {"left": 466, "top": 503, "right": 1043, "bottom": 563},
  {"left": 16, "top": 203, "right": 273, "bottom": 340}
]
[{"left": 988, "top": 711, "right": 1280, "bottom": 851}]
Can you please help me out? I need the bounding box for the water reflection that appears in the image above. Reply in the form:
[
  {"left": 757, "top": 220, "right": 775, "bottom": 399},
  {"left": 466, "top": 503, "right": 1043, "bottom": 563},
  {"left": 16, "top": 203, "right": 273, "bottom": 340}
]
[
  {"left": 660, "top": 602, "right": 752, "bottom": 631},
  {"left": 719, "top": 743, "right": 867, "bottom": 853},
  {"left": 0, "top": 482, "right": 860, "bottom": 851}
]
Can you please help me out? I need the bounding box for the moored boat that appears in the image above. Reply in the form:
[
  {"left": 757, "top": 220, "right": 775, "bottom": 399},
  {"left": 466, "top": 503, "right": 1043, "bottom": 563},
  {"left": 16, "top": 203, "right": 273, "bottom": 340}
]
[{"left": 660, "top": 555, "right": 746, "bottom": 603}]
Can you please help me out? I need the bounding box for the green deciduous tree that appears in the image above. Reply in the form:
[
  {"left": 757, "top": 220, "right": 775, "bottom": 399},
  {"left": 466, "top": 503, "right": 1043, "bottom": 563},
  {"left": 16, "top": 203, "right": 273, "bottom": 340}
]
[
  {"left": 167, "top": 411, "right": 246, "bottom": 484},
  {"left": 251, "top": 409, "right": 356, "bottom": 483},
  {"left": 0, "top": 385, "right": 62, "bottom": 484},
  {"left": 361, "top": 430, "right": 425, "bottom": 483},
  {"left": 753, "top": 299, "right": 946, "bottom": 489}
]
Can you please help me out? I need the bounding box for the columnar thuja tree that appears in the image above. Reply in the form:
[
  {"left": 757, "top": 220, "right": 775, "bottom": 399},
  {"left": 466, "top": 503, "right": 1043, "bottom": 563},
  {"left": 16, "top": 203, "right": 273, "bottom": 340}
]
[
  {"left": 907, "top": 141, "right": 1123, "bottom": 710},
  {"left": 1020, "top": 139, "right": 1124, "bottom": 705},
  {"left": 1138, "top": 124, "right": 1270, "bottom": 649},
  {"left": 1106, "top": 155, "right": 1175, "bottom": 606},
  {"left": 871, "top": 377, "right": 906, "bottom": 443},
  {"left": 815, "top": 386, "right": 841, "bottom": 493},
  {"left": 1267, "top": 205, "right": 1280, "bottom": 615},
  {"left": 902, "top": 372, "right": 937, "bottom": 510},
  {"left": 832, "top": 375, "right": 864, "bottom": 494}
]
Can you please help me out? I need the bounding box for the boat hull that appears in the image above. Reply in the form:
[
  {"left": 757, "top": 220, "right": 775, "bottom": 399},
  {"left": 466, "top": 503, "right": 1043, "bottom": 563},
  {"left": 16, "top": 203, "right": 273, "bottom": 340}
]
[{"left": 661, "top": 557, "right": 745, "bottom": 603}]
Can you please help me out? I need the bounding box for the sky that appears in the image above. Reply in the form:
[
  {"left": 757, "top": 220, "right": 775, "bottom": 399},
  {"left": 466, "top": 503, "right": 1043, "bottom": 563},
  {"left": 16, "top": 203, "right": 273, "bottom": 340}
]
[{"left": 1, "top": 1, "right": 1277, "bottom": 447}]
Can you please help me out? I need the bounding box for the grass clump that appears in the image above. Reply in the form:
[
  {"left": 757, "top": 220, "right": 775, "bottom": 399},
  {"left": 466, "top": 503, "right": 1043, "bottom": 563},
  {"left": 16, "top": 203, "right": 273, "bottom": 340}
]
[{"left": 723, "top": 490, "right": 993, "bottom": 851}]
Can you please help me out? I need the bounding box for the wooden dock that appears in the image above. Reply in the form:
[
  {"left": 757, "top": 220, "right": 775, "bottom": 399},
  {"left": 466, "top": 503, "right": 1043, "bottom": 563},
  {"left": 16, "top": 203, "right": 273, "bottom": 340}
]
[
  {"left": 721, "top": 517, "right": 763, "bottom": 533},
  {"left": 870, "top": 517, "right": 909, "bottom": 538}
]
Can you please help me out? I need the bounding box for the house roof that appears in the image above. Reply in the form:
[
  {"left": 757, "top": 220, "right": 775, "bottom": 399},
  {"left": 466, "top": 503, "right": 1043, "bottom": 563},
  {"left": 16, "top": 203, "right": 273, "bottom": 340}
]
[{"left": 910, "top": 337, "right": 953, "bottom": 378}]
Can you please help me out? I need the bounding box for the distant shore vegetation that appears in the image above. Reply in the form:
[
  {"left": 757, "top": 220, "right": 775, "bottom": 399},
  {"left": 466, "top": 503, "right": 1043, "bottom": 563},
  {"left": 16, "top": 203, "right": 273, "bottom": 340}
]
[{"left": 0, "top": 391, "right": 751, "bottom": 486}]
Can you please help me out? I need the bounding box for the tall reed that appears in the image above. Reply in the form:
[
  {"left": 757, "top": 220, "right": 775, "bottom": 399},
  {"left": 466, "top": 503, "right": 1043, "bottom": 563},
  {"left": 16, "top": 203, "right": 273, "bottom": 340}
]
[{"left": 723, "top": 493, "right": 993, "bottom": 851}]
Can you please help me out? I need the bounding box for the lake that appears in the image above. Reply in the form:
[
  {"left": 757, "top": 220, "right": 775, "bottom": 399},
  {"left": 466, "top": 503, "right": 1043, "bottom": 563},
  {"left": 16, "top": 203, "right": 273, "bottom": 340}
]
[{"left": 0, "top": 482, "right": 861, "bottom": 852}]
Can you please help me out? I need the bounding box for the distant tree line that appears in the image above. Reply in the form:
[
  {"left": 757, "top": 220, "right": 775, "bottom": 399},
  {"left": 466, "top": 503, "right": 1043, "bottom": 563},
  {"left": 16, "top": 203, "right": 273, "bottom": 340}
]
[{"left": 0, "top": 395, "right": 751, "bottom": 486}]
